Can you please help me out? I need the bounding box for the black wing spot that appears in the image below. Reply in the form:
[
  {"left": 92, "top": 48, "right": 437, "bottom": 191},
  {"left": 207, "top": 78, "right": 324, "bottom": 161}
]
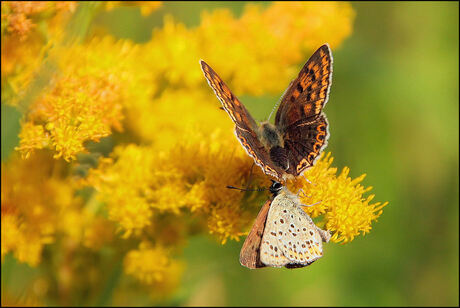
[
  {"left": 309, "top": 69, "right": 316, "bottom": 81},
  {"left": 217, "top": 82, "right": 224, "bottom": 91},
  {"left": 296, "top": 83, "right": 304, "bottom": 93}
]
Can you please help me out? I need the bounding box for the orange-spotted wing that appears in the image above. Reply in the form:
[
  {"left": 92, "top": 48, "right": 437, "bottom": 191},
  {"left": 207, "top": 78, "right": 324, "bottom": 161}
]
[
  {"left": 275, "top": 44, "right": 332, "bottom": 176},
  {"left": 200, "top": 60, "right": 285, "bottom": 180}
]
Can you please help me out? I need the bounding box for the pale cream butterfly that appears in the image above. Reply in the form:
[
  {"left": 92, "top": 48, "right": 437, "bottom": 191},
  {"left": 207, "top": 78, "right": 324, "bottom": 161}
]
[{"left": 239, "top": 181, "right": 330, "bottom": 269}]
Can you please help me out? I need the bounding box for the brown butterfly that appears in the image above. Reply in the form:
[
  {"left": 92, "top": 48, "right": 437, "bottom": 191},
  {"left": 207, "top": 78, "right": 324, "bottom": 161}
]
[
  {"left": 239, "top": 181, "right": 330, "bottom": 269},
  {"left": 200, "top": 44, "right": 333, "bottom": 182}
]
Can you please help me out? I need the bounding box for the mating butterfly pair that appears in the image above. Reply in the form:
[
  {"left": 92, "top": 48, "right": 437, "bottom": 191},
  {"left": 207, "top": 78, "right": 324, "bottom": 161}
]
[{"left": 200, "top": 44, "right": 333, "bottom": 269}]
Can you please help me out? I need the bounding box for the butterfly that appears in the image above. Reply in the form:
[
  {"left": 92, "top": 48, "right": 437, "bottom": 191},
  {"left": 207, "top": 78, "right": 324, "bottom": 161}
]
[
  {"left": 200, "top": 44, "right": 333, "bottom": 182},
  {"left": 239, "top": 181, "right": 330, "bottom": 269}
]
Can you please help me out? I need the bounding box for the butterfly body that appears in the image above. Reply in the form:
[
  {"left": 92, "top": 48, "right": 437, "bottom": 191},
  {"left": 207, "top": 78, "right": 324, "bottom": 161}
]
[
  {"left": 256, "top": 122, "right": 289, "bottom": 171},
  {"left": 201, "top": 44, "right": 333, "bottom": 182}
]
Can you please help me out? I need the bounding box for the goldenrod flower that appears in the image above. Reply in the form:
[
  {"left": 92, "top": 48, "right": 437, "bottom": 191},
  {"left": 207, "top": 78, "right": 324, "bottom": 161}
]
[
  {"left": 1, "top": 2, "right": 372, "bottom": 304},
  {"left": 83, "top": 217, "right": 115, "bottom": 250},
  {"left": 8, "top": 1, "right": 355, "bottom": 162},
  {"left": 124, "top": 241, "right": 183, "bottom": 297},
  {"left": 1, "top": 214, "right": 45, "bottom": 267},
  {"left": 1, "top": 153, "right": 82, "bottom": 265},
  {"left": 130, "top": 2, "right": 355, "bottom": 143},
  {"left": 287, "top": 152, "right": 388, "bottom": 243},
  {"left": 196, "top": 1, "right": 355, "bottom": 95},
  {"left": 1, "top": 1, "right": 76, "bottom": 92},
  {"left": 16, "top": 72, "right": 124, "bottom": 161},
  {"left": 1, "top": 2, "right": 77, "bottom": 41},
  {"left": 86, "top": 129, "right": 269, "bottom": 243},
  {"left": 14, "top": 122, "right": 50, "bottom": 159}
]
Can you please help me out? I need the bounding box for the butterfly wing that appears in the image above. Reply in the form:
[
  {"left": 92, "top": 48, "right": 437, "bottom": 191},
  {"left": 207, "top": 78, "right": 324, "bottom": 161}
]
[
  {"left": 234, "top": 128, "right": 285, "bottom": 180},
  {"left": 200, "top": 60, "right": 258, "bottom": 132},
  {"left": 260, "top": 192, "right": 327, "bottom": 268},
  {"left": 200, "top": 60, "right": 285, "bottom": 180},
  {"left": 283, "top": 114, "right": 329, "bottom": 176},
  {"left": 274, "top": 45, "right": 332, "bottom": 176},
  {"left": 275, "top": 44, "right": 333, "bottom": 129},
  {"left": 239, "top": 199, "right": 271, "bottom": 269},
  {"left": 259, "top": 196, "right": 291, "bottom": 268}
]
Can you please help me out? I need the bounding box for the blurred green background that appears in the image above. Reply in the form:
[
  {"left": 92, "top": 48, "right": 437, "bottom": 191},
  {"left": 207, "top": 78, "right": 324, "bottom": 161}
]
[{"left": 2, "top": 1, "right": 458, "bottom": 306}]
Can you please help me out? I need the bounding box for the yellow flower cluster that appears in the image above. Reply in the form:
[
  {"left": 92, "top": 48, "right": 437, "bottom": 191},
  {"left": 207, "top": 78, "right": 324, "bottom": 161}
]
[
  {"left": 7, "top": 1, "right": 355, "bottom": 159},
  {"left": 1, "top": 1, "right": 77, "bottom": 116},
  {"left": 14, "top": 36, "right": 143, "bottom": 161},
  {"left": 196, "top": 1, "right": 355, "bottom": 95},
  {"left": 1, "top": 152, "right": 77, "bottom": 266},
  {"left": 16, "top": 73, "right": 124, "bottom": 161},
  {"left": 1, "top": 1, "right": 77, "bottom": 41},
  {"left": 1, "top": 1, "right": 386, "bottom": 304},
  {"left": 133, "top": 1, "right": 355, "bottom": 143},
  {"left": 85, "top": 130, "right": 269, "bottom": 243},
  {"left": 1, "top": 152, "right": 118, "bottom": 266},
  {"left": 287, "top": 153, "right": 388, "bottom": 243},
  {"left": 124, "top": 241, "right": 183, "bottom": 298}
]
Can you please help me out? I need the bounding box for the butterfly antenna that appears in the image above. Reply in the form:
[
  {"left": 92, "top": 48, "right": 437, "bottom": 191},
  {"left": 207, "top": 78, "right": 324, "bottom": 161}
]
[
  {"left": 267, "top": 80, "right": 291, "bottom": 122},
  {"left": 226, "top": 185, "right": 267, "bottom": 192},
  {"left": 267, "top": 99, "right": 280, "bottom": 123}
]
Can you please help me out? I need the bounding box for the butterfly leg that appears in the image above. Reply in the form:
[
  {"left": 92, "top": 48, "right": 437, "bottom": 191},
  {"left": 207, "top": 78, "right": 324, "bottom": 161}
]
[
  {"left": 300, "top": 200, "right": 322, "bottom": 208},
  {"left": 296, "top": 188, "right": 310, "bottom": 198},
  {"left": 301, "top": 174, "right": 316, "bottom": 186}
]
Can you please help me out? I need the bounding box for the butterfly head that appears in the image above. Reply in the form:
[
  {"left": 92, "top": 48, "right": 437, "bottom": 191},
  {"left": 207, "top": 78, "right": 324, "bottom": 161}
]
[{"left": 269, "top": 180, "right": 283, "bottom": 195}]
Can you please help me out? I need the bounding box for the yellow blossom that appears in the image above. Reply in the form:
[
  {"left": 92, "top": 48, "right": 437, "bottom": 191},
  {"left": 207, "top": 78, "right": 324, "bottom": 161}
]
[
  {"left": 1, "top": 152, "right": 82, "bottom": 265},
  {"left": 1, "top": 2, "right": 368, "bottom": 304},
  {"left": 83, "top": 217, "right": 115, "bottom": 250},
  {"left": 85, "top": 129, "right": 270, "bottom": 243},
  {"left": 14, "top": 122, "right": 50, "bottom": 159},
  {"left": 287, "top": 152, "right": 388, "bottom": 244},
  {"left": 195, "top": 1, "right": 355, "bottom": 95},
  {"left": 1, "top": 214, "right": 45, "bottom": 266},
  {"left": 9, "top": 1, "right": 355, "bottom": 161},
  {"left": 15, "top": 73, "right": 124, "bottom": 161},
  {"left": 82, "top": 2, "right": 361, "bottom": 245},
  {"left": 13, "top": 37, "right": 136, "bottom": 161},
  {"left": 124, "top": 242, "right": 183, "bottom": 296},
  {"left": 1, "top": 2, "right": 77, "bottom": 41},
  {"left": 1, "top": 1, "right": 77, "bottom": 95}
]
